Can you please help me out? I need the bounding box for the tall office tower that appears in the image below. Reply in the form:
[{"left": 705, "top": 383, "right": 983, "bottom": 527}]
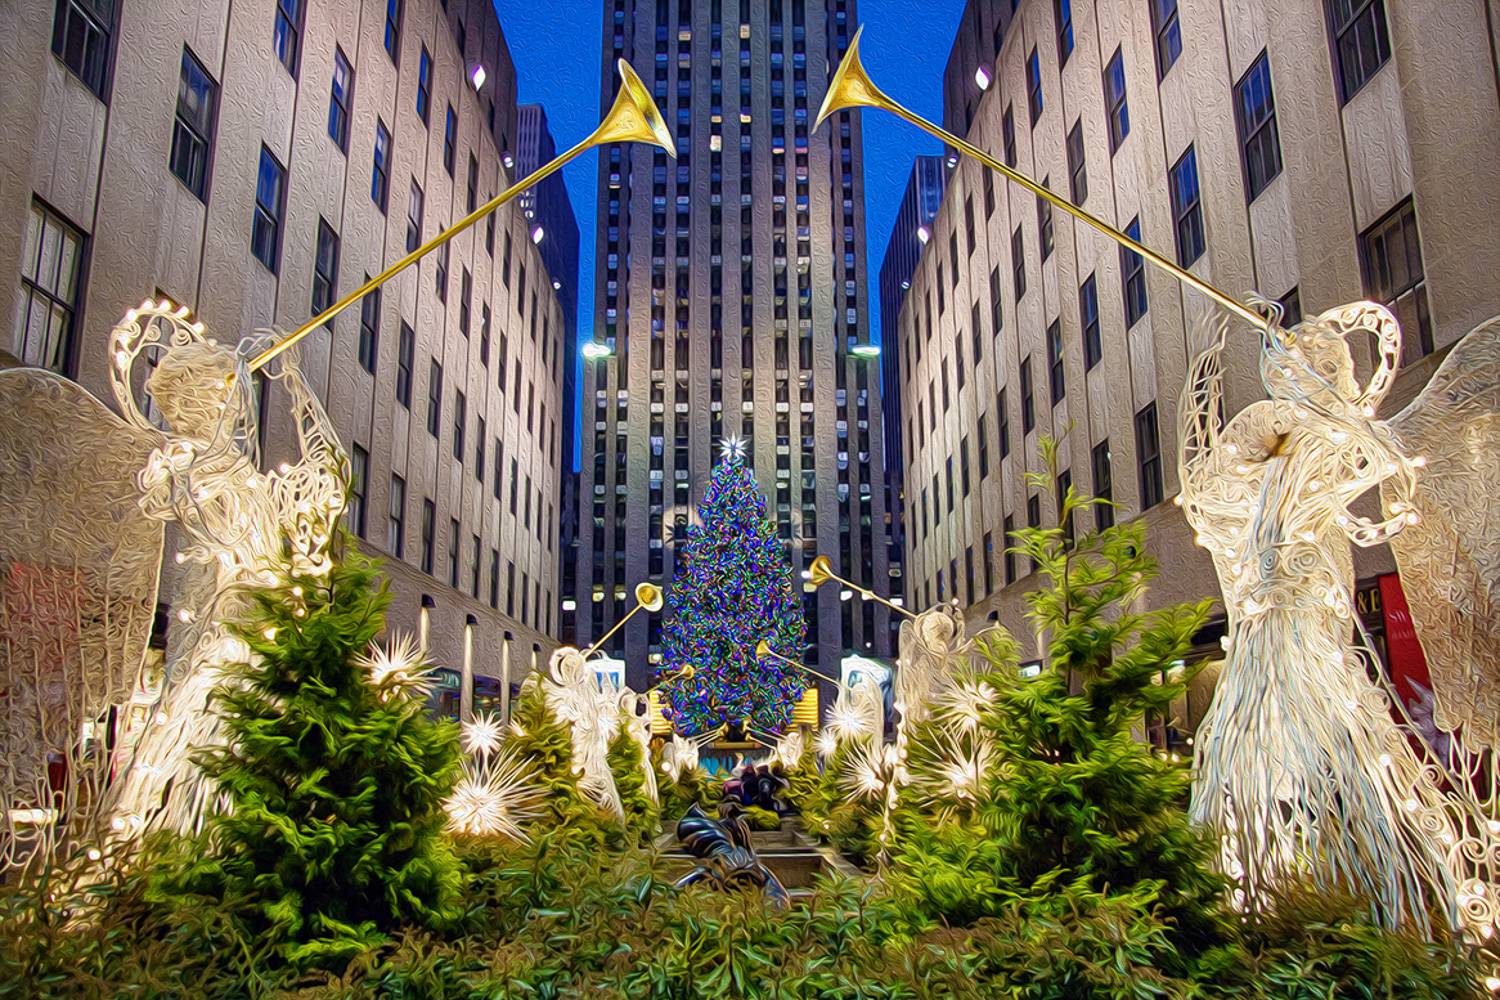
[
  {"left": 899, "top": 0, "right": 1500, "bottom": 747},
  {"left": 581, "top": 0, "right": 891, "bottom": 698},
  {"left": 0, "top": 0, "right": 567, "bottom": 700},
  {"left": 876, "top": 155, "right": 945, "bottom": 640},
  {"left": 514, "top": 103, "right": 582, "bottom": 644}
]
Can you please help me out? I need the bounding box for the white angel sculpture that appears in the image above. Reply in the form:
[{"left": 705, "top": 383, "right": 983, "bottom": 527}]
[
  {"left": 541, "top": 646, "right": 624, "bottom": 818},
  {"left": 616, "top": 686, "right": 660, "bottom": 804},
  {"left": 1179, "top": 301, "right": 1499, "bottom": 937},
  {"left": 0, "top": 300, "right": 346, "bottom": 866}
]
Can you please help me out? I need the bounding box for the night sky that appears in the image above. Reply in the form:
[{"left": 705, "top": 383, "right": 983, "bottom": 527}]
[{"left": 496, "top": 0, "right": 962, "bottom": 467}]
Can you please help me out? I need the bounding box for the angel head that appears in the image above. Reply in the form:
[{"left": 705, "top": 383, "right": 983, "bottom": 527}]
[
  {"left": 916, "top": 603, "right": 964, "bottom": 650},
  {"left": 1262, "top": 320, "right": 1359, "bottom": 409},
  {"left": 146, "top": 340, "right": 244, "bottom": 441},
  {"left": 546, "top": 646, "right": 589, "bottom": 688}
]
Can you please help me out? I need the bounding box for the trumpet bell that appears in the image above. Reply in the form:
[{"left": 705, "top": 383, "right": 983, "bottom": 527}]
[
  {"left": 755, "top": 639, "right": 771, "bottom": 658},
  {"left": 594, "top": 59, "right": 676, "bottom": 156},
  {"left": 814, "top": 25, "right": 892, "bottom": 130},
  {"left": 635, "top": 581, "right": 664, "bottom": 612},
  {"left": 807, "top": 555, "right": 835, "bottom": 588}
]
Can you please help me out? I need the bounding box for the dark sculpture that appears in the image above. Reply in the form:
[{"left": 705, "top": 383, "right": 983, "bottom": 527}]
[
  {"left": 672, "top": 802, "right": 790, "bottom": 907},
  {"left": 722, "top": 761, "right": 790, "bottom": 813}
]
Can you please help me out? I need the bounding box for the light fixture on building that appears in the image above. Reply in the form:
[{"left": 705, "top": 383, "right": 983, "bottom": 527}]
[
  {"left": 581, "top": 341, "right": 612, "bottom": 360},
  {"left": 531, "top": 225, "right": 545, "bottom": 244},
  {"left": 852, "top": 343, "right": 880, "bottom": 359},
  {"left": 946, "top": 152, "right": 959, "bottom": 168},
  {"left": 471, "top": 64, "right": 487, "bottom": 91},
  {"left": 916, "top": 225, "right": 931, "bottom": 245},
  {"left": 900, "top": 279, "right": 910, "bottom": 290},
  {"left": 974, "top": 65, "right": 991, "bottom": 91},
  {"left": 502, "top": 152, "right": 515, "bottom": 169},
  {"left": 552, "top": 278, "right": 562, "bottom": 290}
]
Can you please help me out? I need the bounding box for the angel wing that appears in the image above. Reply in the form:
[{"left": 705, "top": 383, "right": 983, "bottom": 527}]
[
  {"left": 1383, "top": 315, "right": 1500, "bottom": 746},
  {"left": 0, "top": 368, "right": 165, "bottom": 870}
]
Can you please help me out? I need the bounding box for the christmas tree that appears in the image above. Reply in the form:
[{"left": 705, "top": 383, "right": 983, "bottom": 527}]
[
  {"left": 658, "top": 445, "right": 807, "bottom": 735},
  {"left": 171, "top": 537, "right": 463, "bottom": 971}
]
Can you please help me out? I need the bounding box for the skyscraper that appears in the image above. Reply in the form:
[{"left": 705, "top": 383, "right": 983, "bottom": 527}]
[
  {"left": 876, "top": 155, "right": 945, "bottom": 629},
  {"left": 580, "top": 0, "right": 890, "bottom": 698}
]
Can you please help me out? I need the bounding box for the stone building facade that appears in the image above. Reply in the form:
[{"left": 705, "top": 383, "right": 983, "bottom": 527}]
[
  {"left": 899, "top": 0, "right": 1500, "bottom": 737},
  {"left": 0, "top": 0, "right": 568, "bottom": 699}
]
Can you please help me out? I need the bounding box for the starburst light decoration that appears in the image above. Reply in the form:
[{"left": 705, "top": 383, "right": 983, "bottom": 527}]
[
  {"left": 461, "top": 711, "right": 506, "bottom": 758},
  {"left": 444, "top": 748, "right": 546, "bottom": 839},
  {"left": 357, "top": 632, "right": 435, "bottom": 701}
]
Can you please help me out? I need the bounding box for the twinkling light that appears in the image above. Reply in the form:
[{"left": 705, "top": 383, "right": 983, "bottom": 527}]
[
  {"left": 356, "top": 633, "right": 433, "bottom": 700},
  {"left": 935, "top": 679, "right": 997, "bottom": 734},
  {"left": 814, "top": 729, "right": 840, "bottom": 759},
  {"left": 657, "top": 453, "right": 807, "bottom": 735},
  {"left": 461, "top": 711, "right": 504, "bottom": 758},
  {"left": 839, "top": 742, "right": 888, "bottom": 800},
  {"left": 444, "top": 750, "right": 544, "bottom": 839}
]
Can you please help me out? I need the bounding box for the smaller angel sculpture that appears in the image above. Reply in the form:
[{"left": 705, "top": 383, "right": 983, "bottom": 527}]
[
  {"left": 541, "top": 646, "right": 624, "bottom": 818},
  {"left": 1180, "top": 301, "right": 1499, "bottom": 938}
]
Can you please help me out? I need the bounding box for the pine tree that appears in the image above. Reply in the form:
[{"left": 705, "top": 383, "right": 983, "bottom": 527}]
[
  {"left": 505, "top": 673, "right": 622, "bottom": 850},
  {"left": 659, "top": 449, "right": 806, "bottom": 735},
  {"left": 606, "top": 721, "right": 659, "bottom": 843},
  {"left": 173, "top": 537, "right": 462, "bottom": 971},
  {"left": 889, "top": 440, "right": 1228, "bottom": 967}
]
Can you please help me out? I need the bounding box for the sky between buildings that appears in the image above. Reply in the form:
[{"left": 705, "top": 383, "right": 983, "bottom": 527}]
[{"left": 496, "top": 0, "right": 959, "bottom": 468}]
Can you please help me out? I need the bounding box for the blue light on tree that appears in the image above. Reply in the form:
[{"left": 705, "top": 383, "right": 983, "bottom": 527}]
[{"left": 658, "top": 446, "right": 807, "bottom": 736}]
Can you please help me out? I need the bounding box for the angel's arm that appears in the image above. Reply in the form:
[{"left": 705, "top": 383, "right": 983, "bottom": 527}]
[{"left": 1178, "top": 323, "right": 1226, "bottom": 498}]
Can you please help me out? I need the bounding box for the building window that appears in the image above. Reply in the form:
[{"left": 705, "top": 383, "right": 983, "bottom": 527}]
[
  {"left": 489, "top": 549, "right": 500, "bottom": 608},
  {"left": 443, "top": 104, "right": 457, "bottom": 175},
  {"left": 467, "top": 153, "right": 478, "bottom": 213},
  {"left": 1135, "top": 402, "right": 1163, "bottom": 509},
  {"left": 998, "top": 388, "right": 1011, "bottom": 458},
  {"left": 459, "top": 268, "right": 471, "bottom": 336},
  {"left": 1278, "top": 285, "right": 1302, "bottom": 326},
  {"left": 349, "top": 444, "right": 369, "bottom": 537},
  {"left": 1121, "top": 216, "right": 1148, "bottom": 326},
  {"left": 1026, "top": 47, "right": 1043, "bottom": 127},
  {"left": 420, "top": 500, "right": 435, "bottom": 573},
  {"left": 384, "top": 0, "right": 402, "bottom": 60},
  {"left": 475, "top": 417, "right": 485, "bottom": 481},
  {"left": 446, "top": 520, "right": 459, "bottom": 586},
  {"left": 51, "top": 0, "right": 114, "bottom": 100},
  {"left": 358, "top": 280, "right": 379, "bottom": 374},
  {"left": 1066, "top": 119, "right": 1087, "bottom": 204},
  {"left": 1038, "top": 182, "right": 1055, "bottom": 260},
  {"left": 1079, "top": 274, "right": 1101, "bottom": 370},
  {"left": 406, "top": 179, "right": 423, "bottom": 253},
  {"left": 251, "top": 146, "right": 285, "bottom": 272},
  {"left": 388, "top": 474, "right": 406, "bottom": 557},
  {"left": 1020, "top": 355, "right": 1035, "bottom": 433},
  {"left": 1055, "top": 0, "right": 1073, "bottom": 64},
  {"left": 371, "top": 120, "right": 391, "bottom": 212},
  {"left": 1003, "top": 514, "right": 1017, "bottom": 584},
  {"left": 1327, "top": 0, "right": 1390, "bottom": 102},
  {"left": 396, "top": 321, "right": 414, "bottom": 406},
  {"left": 1170, "top": 145, "right": 1204, "bottom": 266},
  {"left": 1002, "top": 104, "right": 1017, "bottom": 166},
  {"left": 328, "top": 47, "right": 353, "bottom": 151},
  {"left": 435, "top": 240, "right": 448, "bottom": 301},
  {"left": 470, "top": 535, "right": 481, "bottom": 597},
  {"left": 1360, "top": 198, "right": 1432, "bottom": 359},
  {"left": 1011, "top": 226, "right": 1026, "bottom": 300},
  {"left": 1234, "top": 52, "right": 1282, "bottom": 201},
  {"left": 1091, "top": 438, "right": 1113, "bottom": 531},
  {"left": 15, "top": 201, "right": 84, "bottom": 374},
  {"left": 452, "top": 390, "right": 465, "bottom": 460},
  {"left": 272, "top": 0, "right": 301, "bottom": 74},
  {"left": 989, "top": 265, "right": 1003, "bottom": 335},
  {"left": 1152, "top": 0, "right": 1182, "bottom": 79},
  {"left": 1104, "top": 48, "right": 1129, "bottom": 152},
  {"left": 169, "top": 47, "right": 217, "bottom": 200},
  {"left": 1046, "top": 320, "right": 1065, "bottom": 405},
  {"left": 312, "top": 218, "right": 338, "bottom": 318},
  {"left": 416, "top": 45, "right": 432, "bottom": 124},
  {"left": 427, "top": 360, "right": 442, "bottom": 436}
]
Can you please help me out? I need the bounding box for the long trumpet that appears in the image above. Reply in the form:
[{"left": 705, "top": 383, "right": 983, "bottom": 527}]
[
  {"left": 646, "top": 662, "right": 696, "bottom": 690},
  {"left": 815, "top": 28, "right": 1270, "bottom": 334},
  {"left": 583, "top": 581, "right": 665, "bottom": 659},
  {"left": 754, "top": 639, "right": 839, "bottom": 682},
  {"left": 248, "top": 59, "right": 673, "bottom": 373},
  {"left": 804, "top": 554, "right": 917, "bottom": 620}
]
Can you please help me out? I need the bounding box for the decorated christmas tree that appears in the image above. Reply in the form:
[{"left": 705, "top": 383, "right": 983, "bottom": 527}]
[
  {"left": 658, "top": 444, "right": 807, "bottom": 735},
  {"left": 169, "top": 537, "right": 463, "bottom": 971}
]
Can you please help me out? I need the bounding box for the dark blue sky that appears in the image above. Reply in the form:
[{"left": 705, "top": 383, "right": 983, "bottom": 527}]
[{"left": 496, "top": 0, "right": 962, "bottom": 464}]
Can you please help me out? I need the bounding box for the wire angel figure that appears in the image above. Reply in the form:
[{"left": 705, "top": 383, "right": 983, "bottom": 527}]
[
  {"left": 541, "top": 646, "right": 624, "bottom": 818},
  {"left": 1179, "top": 300, "right": 1500, "bottom": 938},
  {"left": 0, "top": 300, "right": 346, "bottom": 866}
]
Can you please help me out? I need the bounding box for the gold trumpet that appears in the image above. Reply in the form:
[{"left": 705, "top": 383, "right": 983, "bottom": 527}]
[
  {"left": 647, "top": 662, "right": 696, "bottom": 690},
  {"left": 804, "top": 554, "right": 917, "bottom": 620},
  {"left": 249, "top": 59, "right": 674, "bottom": 373},
  {"left": 583, "top": 581, "right": 665, "bottom": 658},
  {"left": 754, "top": 639, "right": 839, "bottom": 681},
  {"left": 815, "top": 28, "right": 1270, "bottom": 334}
]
